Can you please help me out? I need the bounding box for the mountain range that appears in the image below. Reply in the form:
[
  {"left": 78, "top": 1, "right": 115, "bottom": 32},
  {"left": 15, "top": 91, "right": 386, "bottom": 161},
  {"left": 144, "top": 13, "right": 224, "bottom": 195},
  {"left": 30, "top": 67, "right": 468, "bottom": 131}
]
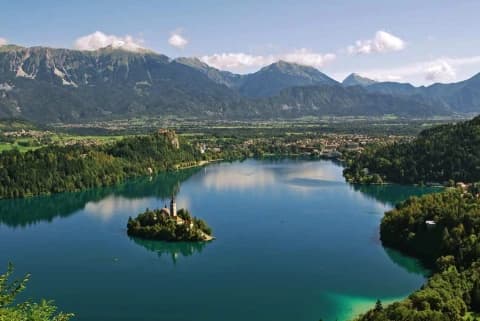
[{"left": 0, "top": 44, "right": 479, "bottom": 123}]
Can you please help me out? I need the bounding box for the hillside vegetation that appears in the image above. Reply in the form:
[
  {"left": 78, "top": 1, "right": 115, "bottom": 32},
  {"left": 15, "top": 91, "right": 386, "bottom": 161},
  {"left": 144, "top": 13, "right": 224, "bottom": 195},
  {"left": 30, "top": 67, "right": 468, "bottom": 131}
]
[
  {"left": 356, "top": 188, "right": 480, "bottom": 321},
  {"left": 344, "top": 115, "right": 480, "bottom": 184},
  {"left": 0, "top": 263, "right": 73, "bottom": 321},
  {"left": 0, "top": 130, "right": 200, "bottom": 198}
]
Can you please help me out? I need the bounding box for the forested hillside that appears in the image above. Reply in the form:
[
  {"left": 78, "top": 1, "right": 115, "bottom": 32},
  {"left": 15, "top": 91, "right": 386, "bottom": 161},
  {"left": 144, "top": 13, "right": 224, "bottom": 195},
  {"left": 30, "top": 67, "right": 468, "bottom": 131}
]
[
  {"left": 355, "top": 188, "right": 480, "bottom": 321},
  {"left": 0, "top": 130, "right": 200, "bottom": 198},
  {"left": 344, "top": 115, "right": 480, "bottom": 184}
]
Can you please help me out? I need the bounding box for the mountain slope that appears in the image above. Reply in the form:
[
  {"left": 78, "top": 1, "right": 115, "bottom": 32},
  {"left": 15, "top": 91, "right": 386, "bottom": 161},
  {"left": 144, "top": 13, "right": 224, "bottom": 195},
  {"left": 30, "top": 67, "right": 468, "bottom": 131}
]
[
  {"left": 174, "top": 57, "right": 244, "bottom": 88},
  {"left": 238, "top": 61, "right": 338, "bottom": 97},
  {"left": 342, "top": 73, "right": 377, "bottom": 87},
  {"left": 263, "top": 85, "right": 450, "bottom": 118},
  {"left": 0, "top": 45, "right": 461, "bottom": 122},
  {"left": 365, "top": 73, "right": 480, "bottom": 113},
  {"left": 0, "top": 46, "right": 249, "bottom": 122},
  {"left": 425, "top": 73, "right": 480, "bottom": 113}
]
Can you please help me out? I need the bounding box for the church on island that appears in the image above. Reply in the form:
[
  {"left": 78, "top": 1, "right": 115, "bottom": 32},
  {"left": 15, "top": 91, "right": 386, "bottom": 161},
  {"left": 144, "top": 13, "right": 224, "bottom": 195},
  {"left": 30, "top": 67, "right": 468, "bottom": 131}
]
[
  {"left": 127, "top": 194, "right": 214, "bottom": 242},
  {"left": 160, "top": 195, "right": 177, "bottom": 217},
  {"left": 159, "top": 196, "right": 189, "bottom": 226}
]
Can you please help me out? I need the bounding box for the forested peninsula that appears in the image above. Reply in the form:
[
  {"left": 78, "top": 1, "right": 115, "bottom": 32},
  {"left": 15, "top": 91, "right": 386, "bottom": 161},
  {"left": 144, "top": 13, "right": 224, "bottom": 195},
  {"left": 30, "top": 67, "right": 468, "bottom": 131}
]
[
  {"left": 356, "top": 187, "right": 480, "bottom": 321},
  {"left": 343, "top": 115, "right": 480, "bottom": 185},
  {"left": 0, "top": 130, "right": 200, "bottom": 198}
]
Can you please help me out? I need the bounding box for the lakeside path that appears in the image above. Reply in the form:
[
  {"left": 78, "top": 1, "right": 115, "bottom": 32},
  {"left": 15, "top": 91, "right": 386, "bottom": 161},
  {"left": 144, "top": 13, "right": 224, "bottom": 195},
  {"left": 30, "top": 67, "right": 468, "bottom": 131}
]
[{"left": 175, "top": 159, "right": 223, "bottom": 170}]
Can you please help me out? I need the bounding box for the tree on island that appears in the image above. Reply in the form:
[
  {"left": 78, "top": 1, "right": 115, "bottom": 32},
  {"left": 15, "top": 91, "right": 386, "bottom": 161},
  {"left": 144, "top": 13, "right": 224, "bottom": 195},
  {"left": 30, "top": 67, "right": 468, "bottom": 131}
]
[{"left": 127, "top": 208, "right": 213, "bottom": 242}]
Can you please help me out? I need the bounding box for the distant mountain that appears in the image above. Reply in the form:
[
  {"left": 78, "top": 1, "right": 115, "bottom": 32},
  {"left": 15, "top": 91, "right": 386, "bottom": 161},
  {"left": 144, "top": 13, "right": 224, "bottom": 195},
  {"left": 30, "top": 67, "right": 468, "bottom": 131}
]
[
  {"left": 238, "top": 61, "right": 338, "bottom": 97},
  {"left": 364, "top": 73, "right": 480, "bottom": 113},
  {"left": 424, "top": 73, "right": 480, "bottom": 113},
  {"left": 0, "top": 45, "right": 250, "bottom": 122},
  {"left": 0, "top": 44, "right": 473, "bottom": 123},
  {"left": 342, "top": 73, "right": 377, "bottom": 87},
  {"left": 366, "top": 81, "right": 422, "bottom": 96},
  {"left": 174, "top": 57, "right": 244, "bottom": 88},
  {"left": 263, "top": 85, "right": 450, "bottom": 118}
]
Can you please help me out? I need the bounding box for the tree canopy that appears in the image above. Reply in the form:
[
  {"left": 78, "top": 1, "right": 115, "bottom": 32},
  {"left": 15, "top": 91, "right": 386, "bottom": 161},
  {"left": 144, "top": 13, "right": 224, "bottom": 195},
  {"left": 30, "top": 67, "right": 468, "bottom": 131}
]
[
  {"left": 344, "top": 116, "right": 480, "bottom": 185},
  {"left": 0, "top": 263, "right": 73, "bottom": 321},
  {"left": 355, "top": 188, "right": 480, "bottom": 321}
]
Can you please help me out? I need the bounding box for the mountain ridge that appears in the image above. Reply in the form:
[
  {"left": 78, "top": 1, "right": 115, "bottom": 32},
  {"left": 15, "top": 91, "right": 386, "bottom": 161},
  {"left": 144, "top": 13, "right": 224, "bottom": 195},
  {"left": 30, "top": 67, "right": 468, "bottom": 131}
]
[
  {"left": 342, "top": 73, "right": 377, "bottom": 87},
  {"left": 0, "top": 44, "right": 478, "bottom": 123}
]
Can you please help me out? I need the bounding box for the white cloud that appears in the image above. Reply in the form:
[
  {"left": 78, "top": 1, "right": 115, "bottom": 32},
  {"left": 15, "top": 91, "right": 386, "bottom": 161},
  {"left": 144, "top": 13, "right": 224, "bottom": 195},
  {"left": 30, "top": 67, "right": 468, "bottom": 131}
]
[
  {"left": 425, "top": 60, "right": 456, "bottom": 82},
  {"left": 168, "top": 31, "right": 188, "bottom": 49},
  {"left": 350, "top": 55, "right": 480, "bottom": 84},
  {"left": 74, "top": 31, "right": 145, "bottom": 52},
  {"left": 0, "top": 38, "right": 7, "bottom": 46},
  {"left": 200, "top": 53, "right": 275, "bottom": 70},
  {"left": 348, "top": 30, "right": 405, "bottom": 55},
  {"left": 282, "top": 49, "right": 336, "bottom": 68},
  {"left": 200, "top": 49, "right": 335, "bottom": 72}
]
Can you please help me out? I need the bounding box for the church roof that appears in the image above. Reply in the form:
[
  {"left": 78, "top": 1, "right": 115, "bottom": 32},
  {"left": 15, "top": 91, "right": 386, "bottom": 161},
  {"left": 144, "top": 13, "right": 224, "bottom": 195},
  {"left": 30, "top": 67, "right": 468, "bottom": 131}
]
[{"left": 160, "top": 207, "right": 170, "bottom": 215}]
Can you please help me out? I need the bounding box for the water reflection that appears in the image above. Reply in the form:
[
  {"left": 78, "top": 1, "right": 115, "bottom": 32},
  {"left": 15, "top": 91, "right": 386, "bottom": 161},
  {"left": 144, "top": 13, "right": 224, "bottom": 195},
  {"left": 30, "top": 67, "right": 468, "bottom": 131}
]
[
  {"left": 84, "top": 196, "right": 154, "bottom": 221},
  {"left": 384, "top": 248, "right": 430, "bottom": 277},
  {"left": 0, "top": 160, "right": 442, "bottom": 228},
  {"left": 0, "top": 168, "right": 200, "bottom": 227},
  {"left": 130, "top": 237, "right": 208, "bottom": 264},
  {"left": 351, "top": 184, "right": 442, "bottom": 207},
  {"left": 200, "top": 159, "right": 343, "bottom": 192}
]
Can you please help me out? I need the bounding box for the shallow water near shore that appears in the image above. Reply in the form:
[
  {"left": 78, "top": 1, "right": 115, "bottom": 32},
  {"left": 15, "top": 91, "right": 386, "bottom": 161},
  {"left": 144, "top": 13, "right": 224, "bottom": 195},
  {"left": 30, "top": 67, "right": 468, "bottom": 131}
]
[{"left": 0, "top": 159, "right": 437, "bottom": 321}]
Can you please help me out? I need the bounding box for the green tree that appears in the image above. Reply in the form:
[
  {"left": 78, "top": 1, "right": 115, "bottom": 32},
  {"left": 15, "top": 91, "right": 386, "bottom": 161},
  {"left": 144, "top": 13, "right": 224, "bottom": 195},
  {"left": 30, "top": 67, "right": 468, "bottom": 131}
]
[
  {"left": 0, "top": 263, "right": 73, "bottom": 321},
  {"left": 374, "top": 300, "right": 383, "bottom": 312}
]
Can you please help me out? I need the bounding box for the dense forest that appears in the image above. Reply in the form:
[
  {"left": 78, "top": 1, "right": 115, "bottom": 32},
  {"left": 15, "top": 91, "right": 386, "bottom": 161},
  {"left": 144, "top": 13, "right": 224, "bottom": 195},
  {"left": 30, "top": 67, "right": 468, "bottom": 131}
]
[
  {"left": 127, "top": 208, "right": 213, "bottom": 242},
  {"left": 343, "top": 115, "right": 480, "bottom": 184},
  {"left": 0, "top": 130, "right": 201, "bottom": 199},
  {"left": 0, "top": 263, "right": 73, "bottom": 321},
  {"left": 355, "top": 188, "right": 480, "bottom": 321}
]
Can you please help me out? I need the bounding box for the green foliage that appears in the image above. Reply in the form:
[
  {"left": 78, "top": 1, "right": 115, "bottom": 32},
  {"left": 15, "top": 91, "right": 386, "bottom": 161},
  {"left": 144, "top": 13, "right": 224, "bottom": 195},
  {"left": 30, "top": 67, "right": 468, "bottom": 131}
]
[
  {"left": 127, "top": 208, "right": 213, "bottom": 242},
  {"left": 356, "top": 264, "right": 480, "bottom": 321},
  {"left": 0, "top": 131, "right": 200, "bottom": 199},
  {"left": 344, "top": 116, "right": 480, "bottom": 184},
  {"left": 0, "top": 264, "right": 73, "bottom": 321},
  {"left": 374, "top": 300, "right": 383, "bottom": 312},
  {"left": 380, "top": 189, "right": 480, "bottom": 268},
  {"left": 355, "top": 188, "right": 480, "bottom": 321}
]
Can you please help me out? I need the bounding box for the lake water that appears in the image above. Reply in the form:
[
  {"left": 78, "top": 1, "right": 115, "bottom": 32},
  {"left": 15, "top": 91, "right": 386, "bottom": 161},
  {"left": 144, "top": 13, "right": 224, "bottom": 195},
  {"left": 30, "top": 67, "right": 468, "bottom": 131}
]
[{"left": 0, "top": 159, "right": 438, "bottom": 321}]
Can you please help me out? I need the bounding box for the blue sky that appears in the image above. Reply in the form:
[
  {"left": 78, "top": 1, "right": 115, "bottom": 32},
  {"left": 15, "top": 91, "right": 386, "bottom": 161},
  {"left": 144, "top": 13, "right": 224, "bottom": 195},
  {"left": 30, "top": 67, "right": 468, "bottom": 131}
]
[{"left": 1, "top": 0, "right": 480, "bottom": 84}]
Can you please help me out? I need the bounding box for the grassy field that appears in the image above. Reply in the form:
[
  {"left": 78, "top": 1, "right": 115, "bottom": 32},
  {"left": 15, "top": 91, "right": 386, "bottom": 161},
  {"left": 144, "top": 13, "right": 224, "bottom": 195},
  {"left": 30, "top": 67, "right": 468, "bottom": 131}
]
[{"left": 0, "top": 134, "right": 125, "bottom": 153}]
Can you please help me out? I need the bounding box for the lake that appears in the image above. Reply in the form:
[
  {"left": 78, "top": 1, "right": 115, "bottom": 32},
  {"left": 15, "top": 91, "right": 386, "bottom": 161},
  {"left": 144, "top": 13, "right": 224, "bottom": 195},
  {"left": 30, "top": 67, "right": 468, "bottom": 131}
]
[{"left": 0, "top": 159, "right": 438, "bottom": 321}]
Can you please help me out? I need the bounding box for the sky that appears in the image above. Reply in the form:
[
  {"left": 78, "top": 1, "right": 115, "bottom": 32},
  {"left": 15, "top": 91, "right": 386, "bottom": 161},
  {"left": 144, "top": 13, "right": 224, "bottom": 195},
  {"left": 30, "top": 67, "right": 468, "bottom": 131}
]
[{"left": 1, "top": 0, "right": 480, "bottom": 85}]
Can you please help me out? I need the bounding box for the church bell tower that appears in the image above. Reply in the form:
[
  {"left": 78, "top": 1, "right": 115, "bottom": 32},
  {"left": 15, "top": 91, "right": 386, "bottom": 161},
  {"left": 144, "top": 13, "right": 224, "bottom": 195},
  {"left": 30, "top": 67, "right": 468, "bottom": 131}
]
[{"left": 170, "top": 195, "right": 177, "bottom": 217}]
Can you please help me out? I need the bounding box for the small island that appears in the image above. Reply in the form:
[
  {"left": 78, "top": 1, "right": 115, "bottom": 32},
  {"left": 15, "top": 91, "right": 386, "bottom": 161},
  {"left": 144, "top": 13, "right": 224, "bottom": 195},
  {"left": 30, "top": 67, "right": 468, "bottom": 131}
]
[{"left": 127, "top": 196, "right": 214, "bottom": 242}]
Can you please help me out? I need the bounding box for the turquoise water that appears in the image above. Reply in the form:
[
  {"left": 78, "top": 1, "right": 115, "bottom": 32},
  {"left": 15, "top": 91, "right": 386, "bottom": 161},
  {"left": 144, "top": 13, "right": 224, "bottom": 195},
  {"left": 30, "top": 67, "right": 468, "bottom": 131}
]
[{"left": 0, "top": 159, "right": 437, "bottom": 321}]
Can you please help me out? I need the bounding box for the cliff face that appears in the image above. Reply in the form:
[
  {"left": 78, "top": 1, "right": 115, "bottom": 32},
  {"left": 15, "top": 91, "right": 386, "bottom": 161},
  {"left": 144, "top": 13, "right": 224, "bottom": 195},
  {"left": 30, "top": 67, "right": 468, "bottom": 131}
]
[
  {"left": 0, "top": 45, "right": 244, "bottom": 122},
  {"left": 158, "top": 129, "right": 179, "bottom": 149}
]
